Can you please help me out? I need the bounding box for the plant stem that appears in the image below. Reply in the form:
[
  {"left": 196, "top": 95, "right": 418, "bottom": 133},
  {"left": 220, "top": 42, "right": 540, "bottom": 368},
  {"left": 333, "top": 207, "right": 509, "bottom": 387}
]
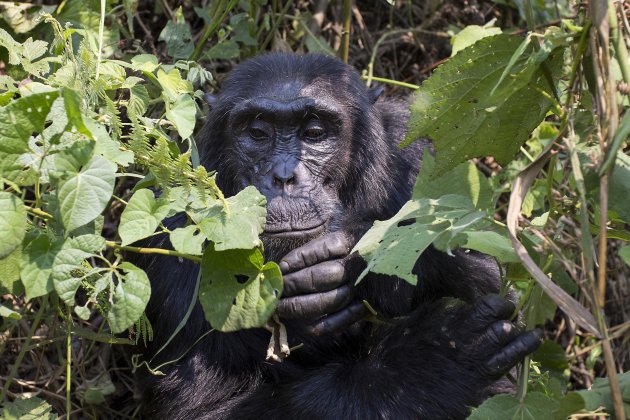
[
  {"left": 65, "top": 307, "right": 72, "bottom": 419},
  {"left": 105, "top": 240, "right": 202, "bottom": 263},
  {"left": 360, "top": 75, "right": 419, "bottom": 90},
  {"left": 340, "top": 0, "right": 352, "bottom": 63},
  {"left": 189, "top": 0, "right": 238, "bottom": 62}
]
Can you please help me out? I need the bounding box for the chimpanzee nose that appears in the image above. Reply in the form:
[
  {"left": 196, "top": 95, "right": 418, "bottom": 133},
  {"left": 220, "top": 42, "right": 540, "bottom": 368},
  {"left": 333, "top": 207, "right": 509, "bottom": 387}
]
[{"left": 271, "top": 159, "right": 298, "bottom": 188}]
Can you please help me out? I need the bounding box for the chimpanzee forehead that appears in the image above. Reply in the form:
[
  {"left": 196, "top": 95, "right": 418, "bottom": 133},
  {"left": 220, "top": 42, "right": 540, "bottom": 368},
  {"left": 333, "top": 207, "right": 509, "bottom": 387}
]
[{"left": 229, "top": 96, "right": 344, "bottom": 125}]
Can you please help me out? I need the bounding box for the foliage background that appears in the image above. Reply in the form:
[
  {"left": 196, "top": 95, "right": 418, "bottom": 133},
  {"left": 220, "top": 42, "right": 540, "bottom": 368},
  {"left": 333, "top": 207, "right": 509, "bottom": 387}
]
[{"left": 0, "top": 0, "right": 628, "bottom": 419}]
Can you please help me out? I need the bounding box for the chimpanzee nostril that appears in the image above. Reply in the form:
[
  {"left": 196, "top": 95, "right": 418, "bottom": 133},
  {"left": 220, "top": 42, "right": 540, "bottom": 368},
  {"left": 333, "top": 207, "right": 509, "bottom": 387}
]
[{"left": 273, "top": 173, "right": 296, "bottom": 187}]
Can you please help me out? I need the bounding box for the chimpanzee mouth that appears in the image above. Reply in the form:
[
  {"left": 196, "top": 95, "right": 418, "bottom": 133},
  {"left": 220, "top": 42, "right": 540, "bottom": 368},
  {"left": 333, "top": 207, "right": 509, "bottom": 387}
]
[{"left": 263, "top": 221, "right": 327, "bottom": 238}]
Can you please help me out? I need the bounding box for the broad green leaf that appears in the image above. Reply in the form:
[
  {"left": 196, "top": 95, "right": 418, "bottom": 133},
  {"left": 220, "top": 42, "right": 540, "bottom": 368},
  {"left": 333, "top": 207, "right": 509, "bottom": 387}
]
[
  {"left": 451, "top": 25, "right": 502, "bottom": 56},
  {"left": 170, "top": 225, "right": 205, "bottom": 255},
  {"left": 0, "top": 246, "right": 22, "bottom": 294},
  {"left": 0, "top": 304, "right": 21, "bottom": 319},
  {"left": 84, "top": 118, "right": 134, "bottom": 166},
  {"left": 62, "top": 88, "right": 91, "bottom": 137},
  {"left": 119, "top": 189, "right": 173, "bottom": 245},
  {"left": 107, "top": 262, "right": 151, "bottom": 334},
  {"left": 608, "top": 152, "right": 630, "bottom": 223},
  {"left": 195, "top": 186, "right": 266, "bottom": 250},
  {"left": 0, "top": 192, "right": 26, "bottom": 258},
  {"left": 157, "top": 68, "right": 191, "bottom": 101},
  {"left": 130, "top": 54, "right": 159, "bottom": 72},
  {"left": 1, "top": 396, "right": 57, "bottom": 420},
  {"left": 52, "top": 235, "right": 106, "bottom": 305},
  {"left": 468, "top": 392, "right": 559, "bottom": 420},
  {"left": 158, "top": 6, "right": 194, "bottom": 60},
  {"left": 57, "top": 155, "right": 116, "bottom": 231},
  {"left": 555, "top": 372, "right": 630, "bottom": 419},
  {"left": 205, "top": 40, "right": 240, "bottom": 60},
  {"left": 0, "top": 90, "right": 59, "bottom": 155},
  {"left": 199, "top": 244, "right": 282, "bottom": 331},
  {"left": 413, "top": 154, "right": 493, "bottom": 210},
  {"left": 166, "top": 94, "right": 196, "bottom": 139},
  {"left": 127, "top": 84, "right": 149, "bottom": 119},
  {"left": 353, "top": 195, "right": 485, "bottom": 285},
  {"left": 21, "top": 234, "right": 63, "bottom": 300},
  {"left": 463, "top": 231, "right": 519, "bottom": 263},
  {"left": 532, "top": 340, "right": 569, "bottom": 371},
  {"left": 620, "top": 245, "right": 630, "bottom": 267},
  {"left": 403, "top": 34, "right": 560, "bottom": 177}
]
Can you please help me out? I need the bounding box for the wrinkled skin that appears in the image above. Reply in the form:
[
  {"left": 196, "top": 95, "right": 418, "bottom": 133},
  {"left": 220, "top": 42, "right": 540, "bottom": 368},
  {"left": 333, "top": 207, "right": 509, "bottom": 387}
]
[{"left": 133, "top": 53, "right": 541, "bottom": 419}]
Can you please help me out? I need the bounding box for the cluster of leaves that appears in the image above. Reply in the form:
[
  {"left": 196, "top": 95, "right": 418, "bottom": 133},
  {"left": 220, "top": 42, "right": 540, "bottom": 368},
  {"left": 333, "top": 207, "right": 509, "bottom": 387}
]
[
  {"left": 354, "top": 7, "right": 630, "bottom": 419},
  {"left": 0, "top": 2, "right": 287, "bottom": 415}
]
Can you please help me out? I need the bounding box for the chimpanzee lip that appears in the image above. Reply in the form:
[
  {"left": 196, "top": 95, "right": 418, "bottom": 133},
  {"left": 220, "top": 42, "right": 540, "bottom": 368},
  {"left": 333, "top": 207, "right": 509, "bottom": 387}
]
[{"left": 263, "top": 221, "right": 326, "bottom": 238}]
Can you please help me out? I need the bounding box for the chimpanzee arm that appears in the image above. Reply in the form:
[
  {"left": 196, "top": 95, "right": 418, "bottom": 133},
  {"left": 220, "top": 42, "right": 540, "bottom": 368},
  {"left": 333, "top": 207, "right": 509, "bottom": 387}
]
[{"left": 227, "top": 295, "right": 541, "bottom": 419}]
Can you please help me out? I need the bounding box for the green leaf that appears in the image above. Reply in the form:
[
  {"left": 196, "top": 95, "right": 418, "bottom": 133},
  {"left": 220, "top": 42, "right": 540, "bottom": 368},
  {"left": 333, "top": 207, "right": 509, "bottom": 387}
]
[
  {"left": 0, "top": 304, "right": 21, "bottom": 320},
  {"left": 620, "top": 245, "right": 630, "bottom": 267},
  {"left": 57, "top": 155, "right": 116, "bottom": 231},
  {"left": 52, "top": 235, "right": 106, "bottom": 305},
  {"left": 413, "top": 154, "right": 493, "bottom": 210},
  {"left": 166, "top": 94, "right": 196, "bottom": 139},
  {"left": 62, "top": 88, "right": 91, "bottom": 137},
  {"left": 0, "top": 90, "right": 59, "bottom": 155},
  {"left": 0, "top": 192, "right": 26, "bottom": 258},
  {"left": 1, "top": 396, "right": 58, "bottom": 420},
  {"left": 353, "top": 195, "right": 486, "bottom": 285},
  {"left": 403, "top": 34, "right": 560, "bottom": 177},
  {"left": 21, "top": 234, "right": 63, "bottom": 300},
  {"left": 199, "top": 244, "right": 282, "bottom": 331},
  {"left": 555, "top": 372, "right": 630, "bottom": 419},
  {"left": 532, "top": 340, "right": 569, "bottom": 371},
  {"left": 170, "top": 225, "right": 205, "bottom": 255},
  {"left": 107, "top": 262, "right": 151, "bottom": 334},
  {"left": 205, "top": 40, "right": 240, "bottom": 60},
  {"left": 195, "top": 186, "right": 266, "bottom": 250},
  {"left": 130, "top": 54, "right": 159, "bottom": 72},
  {"left": 119, "top": 189, "right": 173, "bottom": 246},
  {"left": 463, "top": 231, "right": 519, "bottom": 263},
  {"left": 84, "top": 118, "right": 134, "bottom": 166},
  {"left": 157, "top": 68, "right": 191, "bottom": 101},
  {"left": 0, "top": 247, "right": 22, "bottom": 294},
  {"left": 158, "top": 6, "right": 194, "bottom": 60},
  {"left": 451, "top": 25, "right": 502, "bottom": 56},
  {"left": 468, "top": 392, "right": 559, "bottom": 420},
  {"left": 608, "top": 152, "right": 630, "bottom": 223}
]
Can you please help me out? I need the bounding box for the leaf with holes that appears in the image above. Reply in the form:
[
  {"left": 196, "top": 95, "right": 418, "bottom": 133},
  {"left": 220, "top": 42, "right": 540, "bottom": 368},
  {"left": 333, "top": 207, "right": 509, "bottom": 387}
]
[
  {"left": 170, "top": 225, "right": 205, "bottom": 255},
  {"left": 107, "top": 262, "right": 151, "bottom": 334},
  {"left": 199, "top": 244, "right": 282, "bottom": 332},
  {"left": 402, "top": 34, "right": 562, "bottom": 177},
  {"left": 52, "top": 235, "right": 105, "bottom": 305},
  {"left": 353, "top": 195, "right": 489, "bottom": 285},
  {"left": 194, "top": 186, "right": 267, "bottom": 250}
]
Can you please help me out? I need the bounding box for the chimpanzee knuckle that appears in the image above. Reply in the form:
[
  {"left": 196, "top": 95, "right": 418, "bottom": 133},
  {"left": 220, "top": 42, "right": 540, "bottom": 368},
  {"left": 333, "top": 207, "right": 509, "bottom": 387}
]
[
  {"left": 487, "top": 321, "right": 516, "bottom": 345},
  {"left": 470, "top": 295, "right": 515, "bottom": 329}
]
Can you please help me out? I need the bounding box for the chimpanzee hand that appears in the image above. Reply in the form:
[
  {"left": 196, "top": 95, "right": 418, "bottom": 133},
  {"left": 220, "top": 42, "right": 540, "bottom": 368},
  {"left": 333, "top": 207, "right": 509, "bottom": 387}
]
[
  {"left": 448, "top": 294, "right": 542, "bottom": 380},
  {"left": 276, "top": 232, "right": 368, "bottom": 335}
]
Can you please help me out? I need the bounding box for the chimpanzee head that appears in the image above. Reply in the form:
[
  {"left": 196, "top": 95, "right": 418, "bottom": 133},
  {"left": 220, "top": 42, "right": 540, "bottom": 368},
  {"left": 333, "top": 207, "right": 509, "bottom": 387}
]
[{"left": 200, "top": 53, "right": 399, "bottom": 259}]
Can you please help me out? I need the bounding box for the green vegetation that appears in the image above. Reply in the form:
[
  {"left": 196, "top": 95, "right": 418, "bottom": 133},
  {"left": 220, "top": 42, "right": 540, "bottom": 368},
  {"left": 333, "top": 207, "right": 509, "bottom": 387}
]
[{"left": 0, "top": 1, "right": 628, "bottom": 418}]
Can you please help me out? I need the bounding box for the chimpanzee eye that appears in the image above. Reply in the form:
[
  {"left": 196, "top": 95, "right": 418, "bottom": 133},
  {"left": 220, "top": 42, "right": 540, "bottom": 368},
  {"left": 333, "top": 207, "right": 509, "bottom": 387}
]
[
  {"left": 249, "top": 127, "right": 268, "bottom": 140},
  {"left": 248, "top": 120, "right": 272, "bottom": 140},
  {"left": 303, "top": 125, "right": 326, "bottom": 141}
]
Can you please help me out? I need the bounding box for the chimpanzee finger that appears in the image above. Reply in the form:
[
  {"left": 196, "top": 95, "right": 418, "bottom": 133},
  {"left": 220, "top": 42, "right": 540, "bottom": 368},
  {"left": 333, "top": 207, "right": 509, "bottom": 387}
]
[
  {"left": 467, "top": 294, "right": 515, "bottom": 332},
  {"left": 279, "top": 232, "right": 350, "bottom": 274},
  {"left": 282, "top": 260, "right": 346, "bottom": 297},
  {"left": 479, "top": 321, "right": 521, "bottom": 351},
  {"left": 276, "top": 284, "right": 354, "bottom": 319},
  {"left": 484, "top": 329, "right": 543, "bottom": 378},
  {"left": 306, "top": 302, "right": 369, "bottom": 336}
]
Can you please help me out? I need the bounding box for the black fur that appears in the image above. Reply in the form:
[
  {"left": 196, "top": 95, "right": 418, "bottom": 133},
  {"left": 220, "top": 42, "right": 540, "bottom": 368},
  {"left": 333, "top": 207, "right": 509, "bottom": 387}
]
[{"left": 133, "top": 54, "right": 540, "bottom": 419}]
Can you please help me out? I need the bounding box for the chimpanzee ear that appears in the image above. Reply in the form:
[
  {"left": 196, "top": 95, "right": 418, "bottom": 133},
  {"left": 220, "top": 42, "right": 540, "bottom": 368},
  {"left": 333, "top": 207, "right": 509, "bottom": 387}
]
[
  {"left": 204, "top": 93, "right": 218, "bottom": 108},
  {"left": 367, "top": 86, "right": 384, "bottom": 104}
]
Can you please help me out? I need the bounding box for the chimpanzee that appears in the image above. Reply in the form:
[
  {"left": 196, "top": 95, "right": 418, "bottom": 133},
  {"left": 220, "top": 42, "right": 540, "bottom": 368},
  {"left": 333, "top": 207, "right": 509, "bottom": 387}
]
[{"left": 134, "top": 53, "right": 541, "bottom": 419}]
